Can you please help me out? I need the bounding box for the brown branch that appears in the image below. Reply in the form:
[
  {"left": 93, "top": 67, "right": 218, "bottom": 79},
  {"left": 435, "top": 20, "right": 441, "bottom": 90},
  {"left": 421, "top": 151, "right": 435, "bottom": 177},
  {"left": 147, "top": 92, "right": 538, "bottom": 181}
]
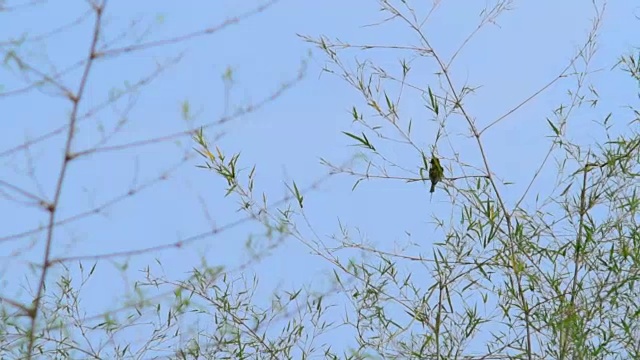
[
  {"left": 73, "top": 68, "right": 304, "bottom": 157},
  {"left": 0, "top": 179, "right": 45, "bottom": 205},
  {"left": 49, "top": 168, "right": 332, "bottom": 264},
  {"left": 26, "top": 2, "right": 105, "bottom": 358},
  {"left": 0, "top": 56, "right": 180, "bottom": 158},
  {"left": 0, "top": 0, "right": 44, "bottom": 12},
  {"left": 0, "top": 64, "right": 304, "bottom": 244},
  {"left": 0, "top": 8, "right": 92, "bottom": 46},
  {"left": 0, "top": 156, "right": 189, "bottom": 244},
  {"left": 95, "top": 0, "right": 279, "bottom": 59}
]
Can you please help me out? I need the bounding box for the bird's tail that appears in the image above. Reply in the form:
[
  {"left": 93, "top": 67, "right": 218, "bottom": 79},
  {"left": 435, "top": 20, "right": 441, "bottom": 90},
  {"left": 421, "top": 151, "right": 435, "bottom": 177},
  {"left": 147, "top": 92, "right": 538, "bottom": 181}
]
[{"left": 430, "top": 183, "right": 436, "bottom": 193}]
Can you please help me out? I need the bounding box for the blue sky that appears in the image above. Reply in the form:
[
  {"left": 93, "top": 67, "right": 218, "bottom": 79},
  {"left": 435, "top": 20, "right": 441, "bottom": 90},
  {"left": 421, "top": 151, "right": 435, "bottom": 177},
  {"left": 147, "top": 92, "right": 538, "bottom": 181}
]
[{"left": 1, "top": 0, "right": 639, "bottom": 356}]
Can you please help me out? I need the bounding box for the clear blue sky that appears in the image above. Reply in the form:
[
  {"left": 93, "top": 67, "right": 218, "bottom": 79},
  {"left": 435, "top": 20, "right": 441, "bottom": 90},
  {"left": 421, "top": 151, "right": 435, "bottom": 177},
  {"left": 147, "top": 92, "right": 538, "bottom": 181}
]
[{"left": 1, "top": 0, "right": 638, "bottom": 356}]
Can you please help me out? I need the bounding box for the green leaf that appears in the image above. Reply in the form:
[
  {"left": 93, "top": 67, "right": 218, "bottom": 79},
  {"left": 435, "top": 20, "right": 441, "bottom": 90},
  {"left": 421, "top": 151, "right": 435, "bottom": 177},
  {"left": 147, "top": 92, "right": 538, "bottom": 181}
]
[
  {"left": 352, "top": 178, "right": 363, "bottom": 191},
  {"left": 546, "top": 118, "right": 560, "bottom": 135},
  {"left": 427, "top": 86, "right": 439, "bottom": 115},
  {"left": 384, "top": 92, "right": 393, "bottom": 111},
  {"left": 342, "top": 131, "right": 376, "bottom": 151},
  {"left": 181, "top": 100, "right": 190, "bottom": 120},
  {"left": 292, "top": 181, "right": 303, "bottom": 208}
]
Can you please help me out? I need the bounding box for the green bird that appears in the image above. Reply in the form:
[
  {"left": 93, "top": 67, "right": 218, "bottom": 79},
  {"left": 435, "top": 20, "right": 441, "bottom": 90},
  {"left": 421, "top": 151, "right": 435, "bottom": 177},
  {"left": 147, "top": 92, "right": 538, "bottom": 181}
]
[{"left": 429, "top": 156, "right": 443, "bottom": 193}]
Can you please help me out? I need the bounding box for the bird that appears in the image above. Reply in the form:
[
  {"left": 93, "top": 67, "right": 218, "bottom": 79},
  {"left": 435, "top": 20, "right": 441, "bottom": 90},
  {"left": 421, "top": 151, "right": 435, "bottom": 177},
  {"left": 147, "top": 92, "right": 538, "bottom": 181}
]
[{"left": 429, "top": 156, "right": 443, "bottom": 193}]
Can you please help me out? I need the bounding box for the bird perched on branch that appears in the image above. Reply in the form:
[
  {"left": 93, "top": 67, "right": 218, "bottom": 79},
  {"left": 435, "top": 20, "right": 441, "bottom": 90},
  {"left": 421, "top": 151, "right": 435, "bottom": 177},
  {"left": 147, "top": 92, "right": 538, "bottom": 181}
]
[{"left": 429, "top": 156, "right": 443, "bottom": 193}]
